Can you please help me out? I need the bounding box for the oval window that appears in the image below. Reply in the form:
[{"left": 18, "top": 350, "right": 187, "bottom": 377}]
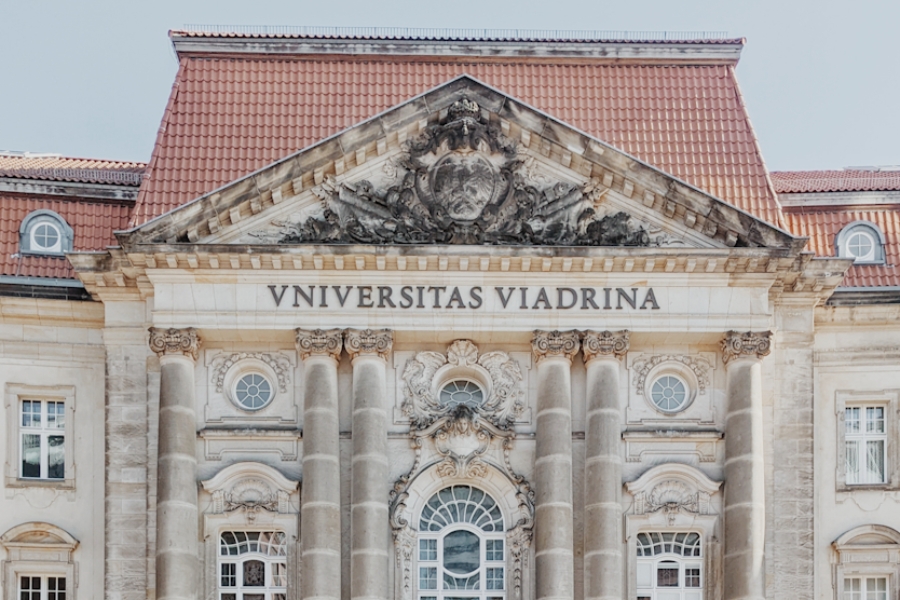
[
  {"left": 649, "top": 375, "right": 688, "bottom": 413},
  {"left": 234, "top": 373, "right": 273, "bottom": 410},
  {"left": 439, "top": 380, "right": 484, "bottom": 408}
]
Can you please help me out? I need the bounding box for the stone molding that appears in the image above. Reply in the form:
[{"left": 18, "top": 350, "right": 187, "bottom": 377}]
[
  {"left": 582, "top": 329, "right": 629, "bottom": 361},
  {"left": 295, "top": 328, "right": 343, "bottom": 361},
  {"left": 631, "top": 353, "right": 713, "bottom": 396},
  {"left": 209, "top": 351, "right": 293, "bottom": 394},
  {"left": 148, "top": 326, "right": 201, "bottom": 360},
  {"left": 202, "top": 462, "right": 298, "bottom": 523},
  {"left": 531, "top": 329, "right": 581, "bottom": 364},
  {"left": 344, "top": 328, "right": 393, "bottom": 361},
  {"left": 720, "top": 330, "right": 772, "bottom": 364}
]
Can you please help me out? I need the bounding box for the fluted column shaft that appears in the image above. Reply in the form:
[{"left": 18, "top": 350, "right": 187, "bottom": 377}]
[
  {"left": 722, "top": 331, "right": 771, "bottom": 600},
  {"left": 150, "top": 327, "right": 201, "bottom": 600},
  {"left": 345, "top": 329, "right": 393, "bottom": 600},
  {"left": 297, "top": 329, "right": 343, "bottom": 600},
  {"left": 532, "top": 330, "right": 580, "bottom": 600},
  {"left": 582, "top": 331, "right": 629, "bottom": 600}
]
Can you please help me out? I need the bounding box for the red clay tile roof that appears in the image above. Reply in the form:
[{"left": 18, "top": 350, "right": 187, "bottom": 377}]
[
  {"left": 0, "top": 192, "right": 132, "bottom": 280},
  {"left": 771, "top": 170, "right": 900, "bottom": 194},
  {"left": 0, "top": 154, "right": 146, "bottom": 186},
  {"left": 784, "top": 208, "right": 900, "bottom": 288},
  {"left": 132, "top": 57, "right": 783, "bottom": 228}
]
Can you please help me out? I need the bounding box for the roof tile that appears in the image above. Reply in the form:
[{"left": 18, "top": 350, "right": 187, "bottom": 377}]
[
  {"left": 0, "top": 155, "right": 146, "bottom": 186},
  {"left": 772, "top": 170, "right": 900, "bottom": 194}
]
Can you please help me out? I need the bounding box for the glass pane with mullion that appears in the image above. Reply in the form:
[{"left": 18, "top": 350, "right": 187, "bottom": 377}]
[
  {"left": 844, "top": 578, "right": 861, "bottom": 600},
  {"left": 657, "top": 562, "right": 680, "bottom": 587},
  {"left": 865, "top": 440, "right": 886, "bottom": 483},
  {"left": 866, "top": 407, "right": 885, "bottom": 433}
]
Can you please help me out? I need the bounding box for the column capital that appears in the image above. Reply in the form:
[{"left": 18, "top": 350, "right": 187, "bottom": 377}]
[
  {"left": 531, "top": 329, "right": 581, "bottom": 365},
  {"left": 148, "top": 327, "right": 201, "bottom": 360},
  {"left": 721, "top": 330, "right": 772, "bottom": 365},
  {"left": 296, "top": 328, "right": 343, "bottom": 361},
  {"left": 344, "top": 328, "right": 393, "bottom": 362},
  {"left": 582, "top": 330, "right": 629, "bottom": 362}
]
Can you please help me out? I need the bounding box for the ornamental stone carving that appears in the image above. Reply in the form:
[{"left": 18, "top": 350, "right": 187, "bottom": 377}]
[
  {"left": 295, "top": 328, "right": 343, "bottom": 361},
  {"left": 583, "top": 329, "right": 630, "bottom": 361},
  {"left": 721, "top": 330, "right": 773, "bottom": 364},
  {"left": 401, "top": 340, "right": 525, "bottom": 429},
  {"left": 149, "top": 327, "right": 201, "bottom": 360},
  {"left": 631, "top": 354, "right": 713, "bottom": 395},
  {"left": 626, "top": 463, "right": 721, "bottom": 527},
  {"left": 344, "top": 328, "right": 393, "bottom": 361},
  {"left": 202, "top": 463, "right": 299, "bottom": 524},
  {"left": 209, "top": 352, "right": 292, "bottom": 394},
  {"left": 280, "top": 98, "right": 649, "bottom": 247},
  {"left": 531, "top": 329, "right": 581, "bottom": 364}
]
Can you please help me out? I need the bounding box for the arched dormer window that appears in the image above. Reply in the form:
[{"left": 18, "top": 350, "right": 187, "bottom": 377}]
[
  {"left": 836, "top": 221, "right": 886, "bottom": 264},
  {"left": 19, "top": 210, "right": 73, "bottom": 256}
]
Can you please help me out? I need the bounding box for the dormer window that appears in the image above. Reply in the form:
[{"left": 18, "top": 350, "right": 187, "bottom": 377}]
[
  {"left": 19, "top": 210, "right": 73, "bottom": 256},
  {"left": 836, "top": 221, "right": 886, "bottom": 264}
]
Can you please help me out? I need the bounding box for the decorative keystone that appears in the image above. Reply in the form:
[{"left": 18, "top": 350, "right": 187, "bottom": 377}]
[
  {"left": 531, "top": 330, "right": 581, "bottom": 365},
  {"left": 148, "top": 327, "right": 201, "bottom": 360},
  {"left": 721, "top": 331, "right": 772, "bottom": 365},
  {"left": 582, "top": 330, "right": 630, "bottom": 362},
  {"left": 344, "top": 328, "right": 393, "bottom": 361},
  {"left": 295, "top": 328, "right": 343, "bottom": 361}
]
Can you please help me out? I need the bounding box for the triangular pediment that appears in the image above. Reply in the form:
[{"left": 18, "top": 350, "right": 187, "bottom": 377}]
[{"left": 119, "top": 75, "right": 801, "bottom": 253}]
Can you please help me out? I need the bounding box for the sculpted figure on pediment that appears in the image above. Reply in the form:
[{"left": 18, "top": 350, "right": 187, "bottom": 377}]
[{"left": 281, "top": 98, "right": 650, "bottom": 247}]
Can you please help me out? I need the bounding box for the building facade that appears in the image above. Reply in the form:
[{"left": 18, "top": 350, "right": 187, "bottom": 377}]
[{"left": 0, "top": 31, "right": 899, "bottom": 600}]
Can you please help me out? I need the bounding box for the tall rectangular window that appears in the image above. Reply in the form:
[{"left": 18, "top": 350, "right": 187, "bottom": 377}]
[
  {"left": 843, "top": 577, "right": 887, "bottom": 600},
  {"left": 18, "top": 576, "right": 67, "bottom": 600},
  {"left": 845, "top": 406, "right": 886, "bottom": 484},
  {"left": 20, "top": 400, "right": 65, "bottom": 480}
]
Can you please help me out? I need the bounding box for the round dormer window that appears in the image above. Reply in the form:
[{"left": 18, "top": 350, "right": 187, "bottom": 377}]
[
  {"left": 234, "top": 373, "right": 273, "bottom": 410},
  {"left": 649, "top": 375, "right": 689, "bottom": 413},
  {"left": 438, "top": 380, "right": 485, "bottom": 409},
  {"left": 31, "top": 222, "right": 61, "bottom": 252},
  {"left": 845, "top": 230, "right": 876, "bottom": 262}
]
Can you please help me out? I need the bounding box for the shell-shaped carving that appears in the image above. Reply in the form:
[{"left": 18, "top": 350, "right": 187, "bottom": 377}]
[
  {"left": 649, "top": 480, "right": 694, "bottom": 509},
  {"left": 447, "top": 340, "right": 479, "bottom": 366}
]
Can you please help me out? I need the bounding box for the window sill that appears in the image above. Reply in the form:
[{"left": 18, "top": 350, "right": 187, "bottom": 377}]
[{"left": 5, "top": 476, "right": 75, "bottom": 491}]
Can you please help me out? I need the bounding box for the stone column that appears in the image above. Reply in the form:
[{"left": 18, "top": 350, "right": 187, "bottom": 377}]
[
  {"left": 149, "top": 327, "right": 201, "bottom": 600},
  {"left": 721, "top": 331, "right": 771, "bottom": 600},
  {"left": 531, "top": 330, "right": 580, "bottom": 600},
  {"left": 582, "top": 330, "right": 629, "bottom": 600},
  {"left": 296, "top": 329, "right": 343, "bottom": 600},
  {"left": 345, "top": 329, "right": 393, "bottom": 600}
]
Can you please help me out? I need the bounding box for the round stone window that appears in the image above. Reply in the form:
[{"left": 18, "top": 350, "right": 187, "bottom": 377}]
[
  {"left": 438, "top": 380, "right": 485, "bottom": 409},
  {"left": 234, "top": 373, "right": 273, "bottom": 411},
  {"left": 649, "top": 375, "right": 689, "bottom": 413}
]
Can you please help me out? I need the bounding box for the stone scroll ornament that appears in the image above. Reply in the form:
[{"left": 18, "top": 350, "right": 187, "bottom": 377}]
[
  {"left": 281, "top": 98, "right": 650, "bottom": 247},
  {"left": 344, "top": 328, "right": 393, "bottom": 361},
  {"left": 295, "top": 328, "right": 343, "bottom": 361},
  {"left": 721, "top": 330, "right": 772, "bottom": 364},
  {"left": 148, "top": 327, "right": 201, "bottom": 360},
  {"left": 401, "top": 340, "right": 525, "bottom": 429}
]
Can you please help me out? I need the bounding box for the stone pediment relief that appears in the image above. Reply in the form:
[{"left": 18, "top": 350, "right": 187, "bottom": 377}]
[
  {"left": 626, "top": 463, "right": 721, "bottom": 526},
  {"left": 270, "top": 99, "right": 649, "bottom": 247},
  {"left": 202, "top": 462, "right": 299, "bottom": 522}
]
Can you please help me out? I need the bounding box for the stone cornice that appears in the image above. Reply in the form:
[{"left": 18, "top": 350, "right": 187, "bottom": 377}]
[
  {"left": 295, "top": 328, "right": 343, "bottom": 361},
  {"left": 0, "top": 177, "right": 139, "bottom": 202},
  {"left": 532, "top": 329, "right": 581, "bottom": 364},
  {"left": 720, "top": 330, "right": 772, "bottom": 365},
  {"left": 148, "top": 327, "right": 201, "bottom": 360},
  {"left": 582, "top": 330, "right": 630, "bottom": 361},
  {"left": 344, "top": 328, "right": 393, "bottom": 361}
]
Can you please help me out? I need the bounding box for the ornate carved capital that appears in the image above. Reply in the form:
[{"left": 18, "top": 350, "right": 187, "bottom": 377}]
[
  {"left": 531, "top": 330, "right": 581, "bottom": 365},
  {"left": 295, "top": 328, "right": 343, "bottom": 362},
  {"left": 582, "top": 330, "right": 629, "bottom": 362},
  {"left": 344, "top": 328, "right": 393, "bottom": 361},
  {"left": 148, "top": 327, "right": 201, "bottom": 360},
  {"left": 721, "top": 330, "right": 772, "bottom": 365}
]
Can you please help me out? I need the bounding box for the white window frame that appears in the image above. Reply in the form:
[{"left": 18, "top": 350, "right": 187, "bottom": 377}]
[
  {"left": 836, "top": 390, "right": 900, "bottom": 491},
  {"left": 216, "top": 531, "right": 287, "bottom": 600},
  {"left": 4, "top": 384, "right": 76, "bottom": 490},
  {"left": 844, "top": 405, "right": 887, "bottom": 485},
  {"left": 841, "top": 576, "right": 888, "bottom": 600},
  {"left": 835, "top": 221, "right": 886, "bottom": 264},
  {"left": 17, "top": 574, "right": 68, "bottom": 600},
  {"left": 635, "top": 532, "right": 703, "bottom": 600},
  {"left": 18, "top": 210, "right": 73, "bottom": 256},
  {"left": 415, "top": 485, "right": 508, "bottom": 600},
  {"left": 1, "top": 522, "right": 78, "bottom": 600}
]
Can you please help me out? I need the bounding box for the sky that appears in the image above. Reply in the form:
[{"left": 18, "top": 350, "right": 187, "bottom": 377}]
[{"left": 1, "top": 0, "right": 898, "bottom": 171}]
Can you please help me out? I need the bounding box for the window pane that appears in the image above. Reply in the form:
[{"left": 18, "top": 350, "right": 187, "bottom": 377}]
[
  {"left": 846, "top": 441, "right": 860, "bottom": 484},
  {"left": 22, "top": 400, "right": 41, "bottom": 427},
  {"left": 686, "top": 567, "right": 701, "bottom": 587},
  {"left": 220, "top": 563, "right": 236, "bottom": 586},
  {"left": 420, "top": 538, "right": 437, "bottom": 561},
  {"left": 867, "top": 407, "right": 885, "bottom": 433},
  {"left": 420, "top": 567, "right": 437, "bottom": 590},
  {"left": 486, "top": 567, "right": 504, "bottom": 590},
  {"left": 657, "top": 563, "right": 679, "bottom": 587},
  {"left": 243, "top": 559, "right": 265, "bottom": 586},
  {"left": 486, "top": 539, "right": 504, "bottom": 561},
  {"left": 846, "top": 407, "right": 860, "bottom": 433},
  {"left": 48, "top": 435, "right": 65, "bottom": 479},
  {"left": 845, "top": 578, "right": 862, "bottom": 600},
  {"left": 272, "top": 562, "right": 287, "bottom": 587},
  {"left": 443, "top": 530, "right": 480, "bottom": 575},
  {"left": 21, "top": 433, "right": 41, "bottom": 478},
  {"left": 48, "top": 402, "right": 65, "bottom": 428},
  {"left": 866, "top": 440, "right": 886, "bottom": 483}
]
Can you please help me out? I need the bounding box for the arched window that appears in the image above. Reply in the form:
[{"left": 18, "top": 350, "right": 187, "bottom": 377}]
[
  {"left": 636, "top": 532, "right": 702, "bottom": 600},
  {"left": 836, "top": 221, "right": 886, "bottom": 264},
  {"left": 218, "top": 531, "right": 287, "bottom": 600},
  {"left": 417, "top": 485, "right": 506, "bottom": 600},
  {"left": 19, "top": 210, "right": 73, "bottom": 256}
]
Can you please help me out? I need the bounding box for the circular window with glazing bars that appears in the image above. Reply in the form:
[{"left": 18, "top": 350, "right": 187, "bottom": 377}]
[
  {"left": 233, "top": 373, "right": 274, "bottom": 411},
  {"left": 649, "top": 375, "right": 689, "bottom": 413},
  {"left": 438, "top": 380, "right": 485, "bottom": 409}
]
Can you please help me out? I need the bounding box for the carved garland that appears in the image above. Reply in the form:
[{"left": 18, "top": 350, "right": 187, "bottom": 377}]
[{"left": 210, "top": 352, "right": 293, "bottom": 394}]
